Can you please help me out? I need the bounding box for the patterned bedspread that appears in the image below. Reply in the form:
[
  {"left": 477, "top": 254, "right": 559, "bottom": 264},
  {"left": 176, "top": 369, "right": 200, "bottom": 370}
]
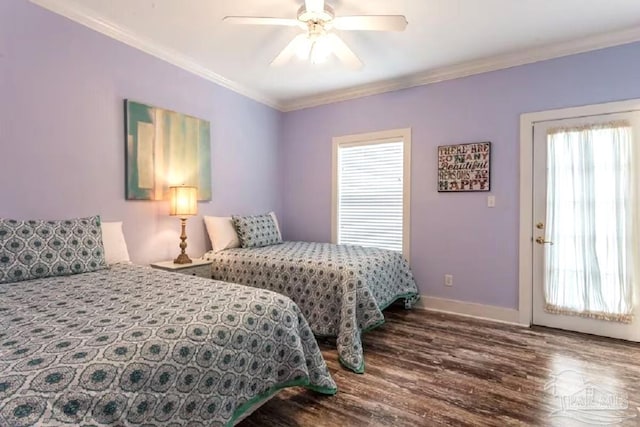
[
  {"left": 0, "top": 264, "right": 336, "bottom": 427},
  {"left": 203, "top": 242, "right": 420, "bottom": 373}
]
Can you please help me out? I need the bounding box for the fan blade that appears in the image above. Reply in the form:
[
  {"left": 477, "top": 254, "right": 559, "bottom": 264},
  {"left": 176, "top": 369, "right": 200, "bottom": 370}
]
[
  {"left": 333, "top": 15, "right": 408, "bottom": 31},
  {"left": 327, "top": 34, "right": 362, "bottom": 70},
  {"left": 305, "top": 0, "right": 325, "bottom": 14},
  {"left": 271, "top": 34, "right": 309, "bottom": 67},
  {"left": 223, "top": 16, "right": 300, "bottom": 27}
]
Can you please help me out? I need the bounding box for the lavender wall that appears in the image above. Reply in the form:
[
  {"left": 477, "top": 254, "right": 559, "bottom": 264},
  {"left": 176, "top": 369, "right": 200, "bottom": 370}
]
[
  {"left": 280, "top": 42, "right": 640, "bottom": 309},
  {"left": 0, "top": 0, "right": 282, "bottom": 264}
]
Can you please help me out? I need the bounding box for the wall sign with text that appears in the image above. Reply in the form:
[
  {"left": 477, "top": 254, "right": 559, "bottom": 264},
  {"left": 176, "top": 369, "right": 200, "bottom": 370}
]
[{"left": 438, "top": 142, "right": 491, "bottom": 192}]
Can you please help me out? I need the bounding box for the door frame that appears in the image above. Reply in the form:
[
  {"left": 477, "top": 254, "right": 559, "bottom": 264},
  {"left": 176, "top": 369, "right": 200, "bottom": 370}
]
[{"left": 518, "top": 98, "right": 640, "bottom": 326}]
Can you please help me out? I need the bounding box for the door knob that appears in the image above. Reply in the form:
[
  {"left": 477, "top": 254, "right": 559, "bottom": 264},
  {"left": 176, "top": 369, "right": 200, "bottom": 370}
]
[{"left": 536, "top": 236, "right": 553, "bottom": 245}]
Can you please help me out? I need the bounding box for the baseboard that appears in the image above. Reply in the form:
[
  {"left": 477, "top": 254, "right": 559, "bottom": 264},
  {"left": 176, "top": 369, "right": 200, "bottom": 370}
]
[{"left": 414, "top": 295, "right": 526, "bottom": 326}]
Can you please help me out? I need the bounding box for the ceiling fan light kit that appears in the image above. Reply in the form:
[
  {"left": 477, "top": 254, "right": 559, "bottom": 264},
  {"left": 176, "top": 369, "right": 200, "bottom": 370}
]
[
  {"left": 224, "top": 0, "right": 407, "bottom": 69},
  {"left": 297, "top": 22, "right": 333, "bottom": 64}
]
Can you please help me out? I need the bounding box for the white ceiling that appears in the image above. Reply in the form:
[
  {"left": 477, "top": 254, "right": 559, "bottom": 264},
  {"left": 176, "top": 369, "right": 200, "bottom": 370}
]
[{"left": 32, "top": 0, "right": 640, "bottom": 110}]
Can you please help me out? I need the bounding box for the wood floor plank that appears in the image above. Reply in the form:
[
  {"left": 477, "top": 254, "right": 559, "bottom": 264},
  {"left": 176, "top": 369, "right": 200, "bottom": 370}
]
[{"left": 240, "top": 305, "right": 640, "bottom": 426}]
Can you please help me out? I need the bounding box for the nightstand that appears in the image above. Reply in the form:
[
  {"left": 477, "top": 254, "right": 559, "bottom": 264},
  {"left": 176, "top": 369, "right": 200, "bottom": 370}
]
[{"left": 150, "top": 259, "right": 212, "bottom": 279}]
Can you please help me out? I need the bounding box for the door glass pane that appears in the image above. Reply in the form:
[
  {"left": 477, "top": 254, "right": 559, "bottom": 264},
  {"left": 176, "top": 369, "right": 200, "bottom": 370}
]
[{"left": 544, "top": 122, "right": 634, "bottom": 323}]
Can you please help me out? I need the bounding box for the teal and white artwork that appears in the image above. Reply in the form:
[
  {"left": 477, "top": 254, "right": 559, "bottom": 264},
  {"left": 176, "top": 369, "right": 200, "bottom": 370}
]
[{"left": 125, "top": 100, "right": 212, "bottom": 201}]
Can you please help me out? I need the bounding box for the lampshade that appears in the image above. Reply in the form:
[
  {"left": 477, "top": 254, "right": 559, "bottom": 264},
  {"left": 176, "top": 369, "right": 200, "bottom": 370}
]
[{"left": 169, "top": 186, "right": 198, "bottom": 217}]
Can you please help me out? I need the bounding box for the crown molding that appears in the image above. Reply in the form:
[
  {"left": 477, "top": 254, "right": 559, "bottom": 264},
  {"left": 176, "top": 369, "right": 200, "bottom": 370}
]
[
  {"left": 28, "top": 0, "right": 640, "bottom": 113},
  {"left": 29, "top": 0, "right": 285, "bottom": 111},
  {"left": 281, "top": 25, "right": 640, "bottom": 112}
]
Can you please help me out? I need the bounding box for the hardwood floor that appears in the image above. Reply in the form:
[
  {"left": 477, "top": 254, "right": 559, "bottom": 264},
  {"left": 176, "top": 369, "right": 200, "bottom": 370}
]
[{"left": 240, "top": 304, "right": 640, "bottom": 426}]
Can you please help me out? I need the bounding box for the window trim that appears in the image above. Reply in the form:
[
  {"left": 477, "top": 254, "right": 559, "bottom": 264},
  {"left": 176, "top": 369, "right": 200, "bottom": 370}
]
[{"left": 331, "top": 128, "right": 412, "bottom": 261}]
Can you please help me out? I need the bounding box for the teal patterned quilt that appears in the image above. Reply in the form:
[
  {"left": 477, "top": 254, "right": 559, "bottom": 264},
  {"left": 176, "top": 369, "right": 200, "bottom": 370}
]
[
  {"left": 203, "top": 242, "right": 420, "bottom": 373},
  {"left": 0, "top": 264, "right": 336, "bottom": 426}
]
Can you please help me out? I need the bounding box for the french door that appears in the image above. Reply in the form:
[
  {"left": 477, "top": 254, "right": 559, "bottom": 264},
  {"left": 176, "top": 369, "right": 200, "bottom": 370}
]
[{"left": 532, "top": 111, "right": 640, "bottom": 340}]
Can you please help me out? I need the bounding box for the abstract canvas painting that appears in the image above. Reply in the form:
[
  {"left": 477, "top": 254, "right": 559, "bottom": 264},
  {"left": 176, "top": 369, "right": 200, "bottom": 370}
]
[{"left": 125, "top": 100, "right": 211, "bottom": 201}]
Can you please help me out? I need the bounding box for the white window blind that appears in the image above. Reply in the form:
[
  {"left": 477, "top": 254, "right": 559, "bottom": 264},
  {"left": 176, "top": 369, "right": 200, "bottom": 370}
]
[{"left": 337, "top": 141, "right": 404, "bottom": 252}]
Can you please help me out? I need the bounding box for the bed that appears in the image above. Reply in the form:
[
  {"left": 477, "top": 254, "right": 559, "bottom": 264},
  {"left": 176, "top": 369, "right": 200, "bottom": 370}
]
[
  {"left": 203, "top": 241, "right": 420, "bottom": 373},
  {"left": 0, "top": 264, "right": 337, "bottom": 426}
]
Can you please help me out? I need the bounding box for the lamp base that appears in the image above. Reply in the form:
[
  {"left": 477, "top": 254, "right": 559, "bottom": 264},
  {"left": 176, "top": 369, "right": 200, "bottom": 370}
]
[
  {"left": 173, "top": 217, "right": 192, "bottom": 264},
  {"left": 173, "top": 253, "right": 193, "bottom": 264}
]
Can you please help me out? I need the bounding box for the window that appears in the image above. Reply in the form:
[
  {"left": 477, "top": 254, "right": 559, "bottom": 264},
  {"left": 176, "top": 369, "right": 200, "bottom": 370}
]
[{"left": 332, "top": 128, "right": 411, "bottom": 258}]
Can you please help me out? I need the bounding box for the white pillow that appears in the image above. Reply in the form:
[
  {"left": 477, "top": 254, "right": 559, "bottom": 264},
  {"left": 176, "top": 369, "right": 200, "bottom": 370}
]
[
  {"left": 204, "top": 216, "right": 241, "bottom": 252},
  {"left": 269, "top": 211, "right": 282, "bottom": 240},
  {"left": 100, "top": 221, "right": 131, "bottom": 264}
]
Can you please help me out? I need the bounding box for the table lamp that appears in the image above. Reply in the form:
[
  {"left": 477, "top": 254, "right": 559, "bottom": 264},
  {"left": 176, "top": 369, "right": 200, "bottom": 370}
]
[{"left": 169, "top": 185, "right": 197, "bottom": 264}]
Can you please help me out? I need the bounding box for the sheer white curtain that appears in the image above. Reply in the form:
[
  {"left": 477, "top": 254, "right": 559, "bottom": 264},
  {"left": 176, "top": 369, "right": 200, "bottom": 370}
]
[{"left": 545, "top": 121, "right": 635, "bottom": 323}]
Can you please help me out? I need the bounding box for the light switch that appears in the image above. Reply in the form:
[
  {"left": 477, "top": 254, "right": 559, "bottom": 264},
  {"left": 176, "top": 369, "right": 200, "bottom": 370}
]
[{"left": 487, "top": 195, "right": 496, "bottom": 208}]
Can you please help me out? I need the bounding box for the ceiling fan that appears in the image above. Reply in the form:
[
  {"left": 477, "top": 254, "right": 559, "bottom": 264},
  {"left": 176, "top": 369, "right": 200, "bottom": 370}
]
[{"left": 223, "top": 0, "right": 408, "bottom": 69}]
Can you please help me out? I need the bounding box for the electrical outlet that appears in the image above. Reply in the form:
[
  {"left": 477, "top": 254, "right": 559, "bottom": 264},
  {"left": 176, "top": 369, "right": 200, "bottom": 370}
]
[{"left": 444, "top": 274, "right": 453, "bottom": 287}]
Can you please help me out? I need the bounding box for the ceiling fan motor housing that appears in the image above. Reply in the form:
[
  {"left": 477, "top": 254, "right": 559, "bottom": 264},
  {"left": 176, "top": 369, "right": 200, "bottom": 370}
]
[{"left": 297, "top": 4, "right": 334, "bottom": 23}]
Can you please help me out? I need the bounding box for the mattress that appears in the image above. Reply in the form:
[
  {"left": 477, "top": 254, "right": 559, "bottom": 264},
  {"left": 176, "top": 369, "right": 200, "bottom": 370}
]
[
  {"left": 0, "top": 264, "right": 336, "bottom": 426},
  {"left": 203, "top": 241, "right": 420, "bottom": 373}
]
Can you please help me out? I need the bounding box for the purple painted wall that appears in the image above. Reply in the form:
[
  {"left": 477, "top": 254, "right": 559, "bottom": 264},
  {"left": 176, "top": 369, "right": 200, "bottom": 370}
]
[
  {"left": 0, "top": 0, "right": 282, "bottom": 264},
  {"left": 280, "top": 42, "right": 640, "bottom": 309}
]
